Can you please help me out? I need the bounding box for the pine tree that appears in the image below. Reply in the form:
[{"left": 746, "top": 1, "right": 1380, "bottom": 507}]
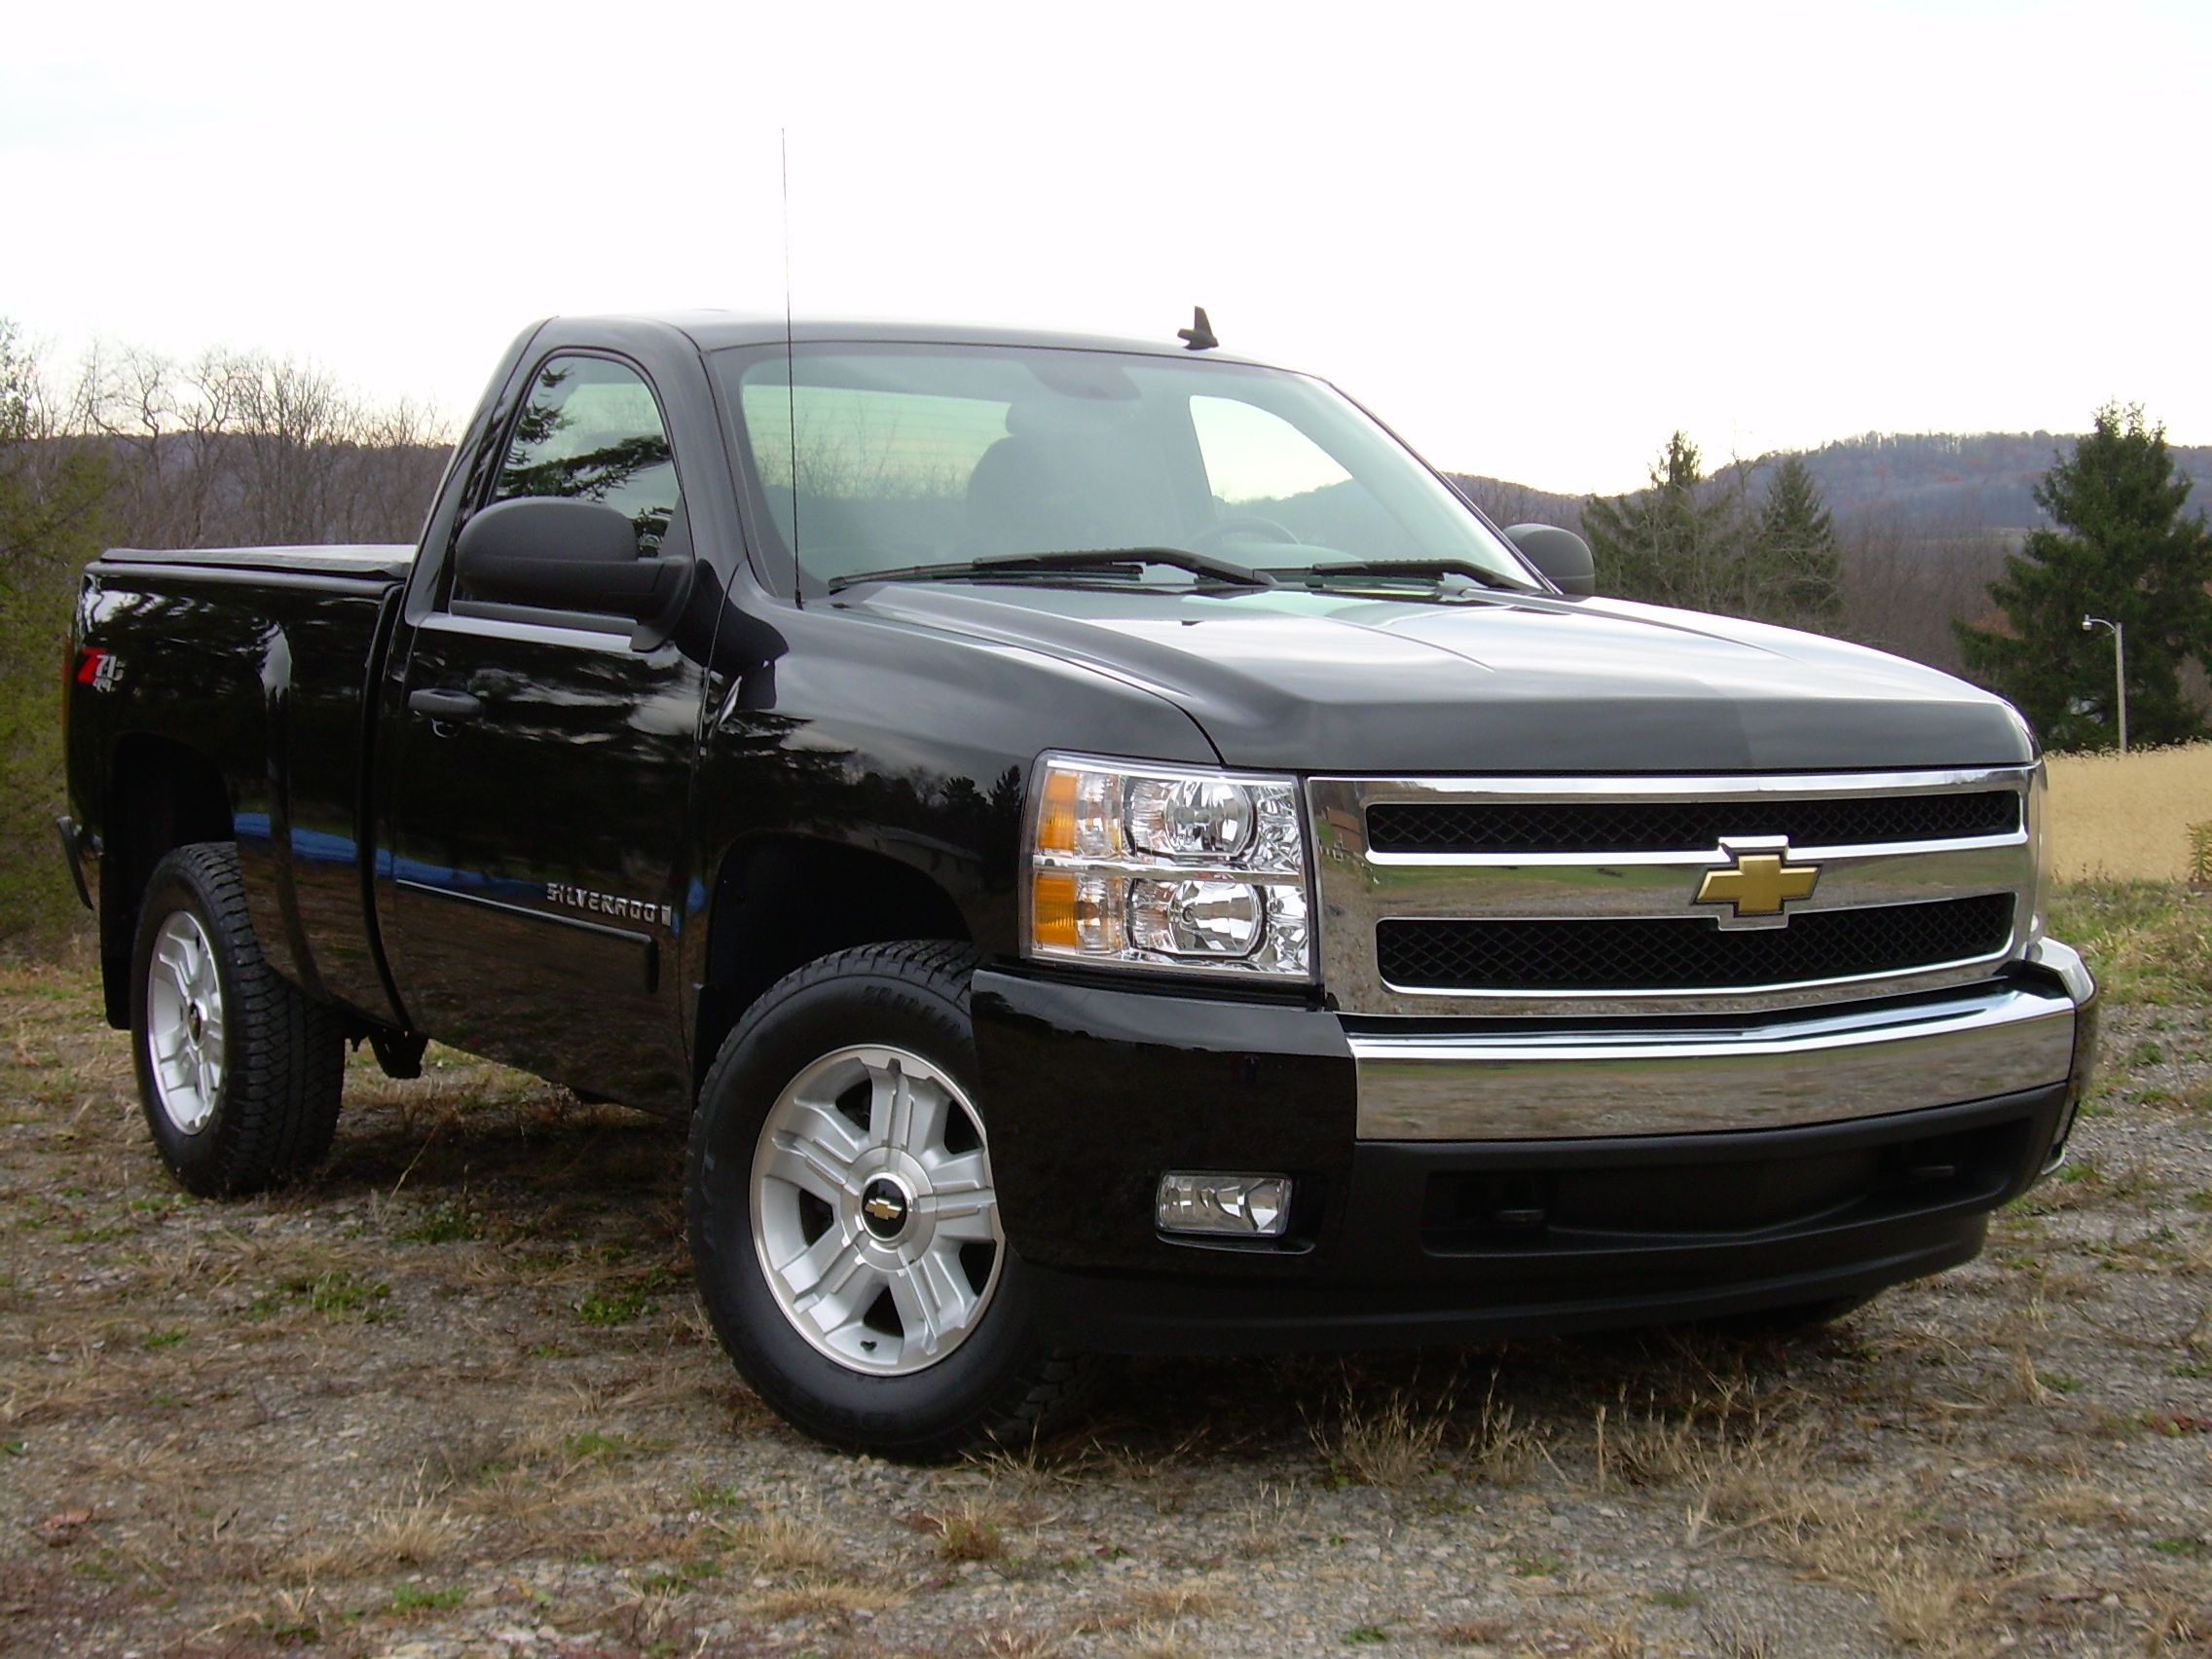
[
  {"left": 1580, "top": 432, "right": 1750, "bottom": 614},
  {"left": 1955, "top": 404, "right": 2212, "bottom": 751},
  {"left": 1748, "top": 454, "right": 1842, "bottom": 629}
]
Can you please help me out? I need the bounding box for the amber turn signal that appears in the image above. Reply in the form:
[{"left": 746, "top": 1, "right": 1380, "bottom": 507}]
[
  {"left": 1031, "top": 872, "right": 1080, "bottom": 947},
  {"left": 1034, "top": 767, "right": 1080, "bottom": 854}
]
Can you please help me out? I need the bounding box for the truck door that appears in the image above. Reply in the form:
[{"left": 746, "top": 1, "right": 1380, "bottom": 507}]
[{"left": 381, "top": 351, "right": 704, "bottom": 1110}]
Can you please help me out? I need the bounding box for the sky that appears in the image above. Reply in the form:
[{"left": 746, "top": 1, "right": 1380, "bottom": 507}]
[{"left": 6, "top": 0, "right": 2209, "bottom": 495}]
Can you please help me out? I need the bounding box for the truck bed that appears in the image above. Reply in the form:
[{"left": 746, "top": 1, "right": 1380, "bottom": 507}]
[
  {"left": 101, "top": 544, "right": 416, "bottom": 581},
  {"left": 70, "top": 548, "right": 412, "bottom": 1030}
]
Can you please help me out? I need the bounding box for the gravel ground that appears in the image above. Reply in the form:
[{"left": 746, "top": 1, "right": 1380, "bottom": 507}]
[{"left": 4, "top": 885, "right": 2208, "bottom": 1658}]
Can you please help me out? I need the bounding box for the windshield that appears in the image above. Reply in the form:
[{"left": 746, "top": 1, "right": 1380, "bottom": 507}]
[{"left": 713, "top": 343, "right": 1536, "bottom": 594}]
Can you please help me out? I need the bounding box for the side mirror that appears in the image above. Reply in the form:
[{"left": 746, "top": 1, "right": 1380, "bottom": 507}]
[
  {"left": 1505, "top": 523, "right": 1596, "bottom": 598},
  {"left": 455, "top": 498, "right": 688, "bottom": 622}
]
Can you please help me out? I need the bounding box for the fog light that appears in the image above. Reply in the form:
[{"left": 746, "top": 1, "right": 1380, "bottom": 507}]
[{"left": 1156, "top": 1172, "right": 1292, "bottom": 1237}]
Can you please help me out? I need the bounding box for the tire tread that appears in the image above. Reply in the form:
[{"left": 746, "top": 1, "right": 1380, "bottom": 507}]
[{"left": 134, "top": 843, "right": 345, "bottom": 1196}]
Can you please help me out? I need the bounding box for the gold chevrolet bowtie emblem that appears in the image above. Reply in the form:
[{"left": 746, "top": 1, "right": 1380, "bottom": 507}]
[
  {"left": 1696, "top": 849, "right": 1820, "bottom": 918},
  {"left": 864, "top": 1196, "right": 904, "bottom": 1224}
]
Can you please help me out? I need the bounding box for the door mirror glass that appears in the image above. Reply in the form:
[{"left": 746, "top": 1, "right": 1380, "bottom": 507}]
[{"left": 1506, "top": 523, "right": 1597, "bottom": 598}]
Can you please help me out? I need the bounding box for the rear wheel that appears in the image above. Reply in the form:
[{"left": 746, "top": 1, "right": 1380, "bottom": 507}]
[
  {"left": 129, "top": 843, "right": 345, "bottom": 1196},
  {"left": 686, "top": 941, "right": 1085, "bottom": 1457}
]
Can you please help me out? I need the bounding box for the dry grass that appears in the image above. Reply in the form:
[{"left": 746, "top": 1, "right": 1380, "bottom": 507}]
[
  {"left": 1310, "top": 1379, "right": 1455, "bottom": 1488},
  {"left": 1070, "top": 1574, "right": 1230, "bottom": 1645},
  {"left": 2027, "top": 1480, "right": 2130, "bottom": 1526},
  {"left": 1106, "top": 1625, "right": 1208, "bottom": 1659},
  {"left": 1698, "top": 1614, "right": 1777, "bottom": 1659},
  {"left": 744, "top": 1578, "right": 897, "bottom": 1621},
  {"left": 1071, "top": 1581, "right": 1221, "bottom": 1639},
  {"left": 1870, "top": 1560, "right": 1978, "bottom": 1651},
  {"left": 1230, "top": 1482, "right": 1306, "bottom": 1560},
  {"left": 719, "top": 1506, "right": 843, "bottom": 1574},
  {"left": 351, "top": 1494, "right": 464, "bottom": 1569},
  {"left": 917, "top": 1495, "right": 1009, "bottom": 1562},
  {"left": 971, "top": 1622, "right": 1068, "bottom": 1657},
  {"left": 276, "top": 1493, "right": 464, "bottom": 1580},
  {"left": 1752, "top": 1476, "right": 1990, "bottom": 1649},
  {"left": 2144, "top": 1597, "right": 2212, "bottom": 1653},
  {"left": 1126, "top": 1583, "right": 1219, "bottom": 1621},
  {"left": 2045, "top": 741, "right": 2212, "bottom": 881},
  {"left": 1563, "top": 1615, "right": 1650, "bottom": 1658},
  {"left": 1592, "top": 1387, "right": 1822, "bottom": 1544},
  {"left": 1435, "top": 1616, "right": 1517, "bottom": 1647},
  {"left": 1465, "top": 1379, "right": 1548, "bottom": 1486}
]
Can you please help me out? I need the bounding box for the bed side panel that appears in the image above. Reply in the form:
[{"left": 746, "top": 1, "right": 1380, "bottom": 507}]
[{"left": 75, "top": 564, "right": 403, "bottom": 1027}]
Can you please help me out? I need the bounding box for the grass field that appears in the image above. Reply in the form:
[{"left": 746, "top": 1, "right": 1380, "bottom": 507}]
[{"left": 2046, "top": 743, "right": 2212, "bottom": 883}]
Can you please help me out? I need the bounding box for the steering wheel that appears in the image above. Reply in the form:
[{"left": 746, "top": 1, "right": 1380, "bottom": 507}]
[{"left": 1192, "top": 514, "right": 1302, "bottom": 550}]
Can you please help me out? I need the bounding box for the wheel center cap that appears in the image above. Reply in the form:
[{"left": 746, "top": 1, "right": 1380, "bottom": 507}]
[{"left": 859, "top": 1176, "right": 912, "bottom": 1241}]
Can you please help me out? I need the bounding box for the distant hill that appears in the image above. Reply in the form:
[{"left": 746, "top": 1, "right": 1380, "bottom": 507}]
[
  {"left": 1451, "top": 431, "right": 2212, "bottom": 539},
  {"left": 1735, "top": 432, "right": 2212, "bottom": 536},
  {"left": 1445, "top": 430, "right": 2212, "bottom": 679},
  {"left": 1445, "top": 474, "right": 1588, "bottom": 535}
]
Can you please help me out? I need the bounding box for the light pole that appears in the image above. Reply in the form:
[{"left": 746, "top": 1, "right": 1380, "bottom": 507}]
[{"left": 2081, "top": 614, "right": 2128, "bottom": 754}]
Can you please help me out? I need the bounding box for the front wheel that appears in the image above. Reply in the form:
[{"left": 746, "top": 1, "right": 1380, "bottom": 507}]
[{"left": 686, "top": 942, "right": 1084, "bottom": 1457}]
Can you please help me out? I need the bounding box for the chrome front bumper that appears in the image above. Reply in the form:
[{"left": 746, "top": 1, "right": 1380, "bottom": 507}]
[{"left": 1351, "top": 940, "right": 2094, "bottom": 1141}]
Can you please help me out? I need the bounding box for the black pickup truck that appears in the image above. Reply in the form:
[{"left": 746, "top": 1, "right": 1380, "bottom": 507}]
[{"left": 60, "top": 313, "right": 2097, "bottom": 1456}]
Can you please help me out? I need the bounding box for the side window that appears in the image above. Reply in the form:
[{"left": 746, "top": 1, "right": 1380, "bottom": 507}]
[{"left": 489, "top": 356, "right": 681, "bottom": 556}]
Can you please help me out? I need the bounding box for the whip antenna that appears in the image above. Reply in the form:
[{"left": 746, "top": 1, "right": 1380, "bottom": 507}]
[{"left": 781, "top": 129, "right": 802, "bottom": 605}]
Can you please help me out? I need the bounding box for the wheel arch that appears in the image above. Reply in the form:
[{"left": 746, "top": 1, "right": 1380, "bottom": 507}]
[
  {"left": 689, "top": 833, "right": 975, "bottom": 1089},
  {"left": 98, "top": 734, "right": 234, "bottom": 1029}
]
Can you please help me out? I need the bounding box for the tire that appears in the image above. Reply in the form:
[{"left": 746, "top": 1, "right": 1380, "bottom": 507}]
[
  {"left": 686, "top": 941, "right": 1085, "bottom": 1458},
  {"left": 129, "top": 842, "right": 345, "bottom": 1197}
]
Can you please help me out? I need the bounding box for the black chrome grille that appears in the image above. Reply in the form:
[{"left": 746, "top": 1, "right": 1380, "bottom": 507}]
[
  {"left": 1367, "top": 791, "right": 2021, "bottom": 855},
  {"left": 1376, "top": 895, "right": 2016, "bottom": 992}
]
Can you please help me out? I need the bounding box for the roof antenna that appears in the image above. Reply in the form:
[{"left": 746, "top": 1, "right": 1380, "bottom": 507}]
[
  {"left": 1177, "top": 306, "right": 1218, "bottom": 351},
  {"left": 781, "top": 129, "right": 802, "bottom": 606}
]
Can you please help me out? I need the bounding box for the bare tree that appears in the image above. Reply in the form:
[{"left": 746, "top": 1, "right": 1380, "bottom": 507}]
[
  {"left": 1450, "top": 473, "right": 1584, "bottom": 535},
  {"left": 336, "top": 395, "right": 453, "bottom": 543},
  {"left": 69, "top": 341, "right": 453, "bottom": 550},
  {"left": 227, "top": 352, "right": 355, "bottom": 545},
  {"left": 77, "top": 342, "right": 187, "bottom": 546},
  {"left": 1836, "top": 505, "right": 2012, "bottom": 674}
]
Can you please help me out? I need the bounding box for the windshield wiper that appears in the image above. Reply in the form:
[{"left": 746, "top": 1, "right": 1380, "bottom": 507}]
[
  {"left": 829, "top": 548, "right": 1276, "bottom": 593},
  {"left": 1282, "top": 559, "right": 1528, "bottom": 592}
]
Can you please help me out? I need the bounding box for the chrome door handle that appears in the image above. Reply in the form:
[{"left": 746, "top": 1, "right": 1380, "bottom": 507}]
[{"left": 408, "top": 688, "right": 484, "bottom": 720}]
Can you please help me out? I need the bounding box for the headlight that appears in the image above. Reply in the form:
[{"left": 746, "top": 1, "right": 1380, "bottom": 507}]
[{"left": 1024, "top": 754, "right": 1311, "bottom": 978}]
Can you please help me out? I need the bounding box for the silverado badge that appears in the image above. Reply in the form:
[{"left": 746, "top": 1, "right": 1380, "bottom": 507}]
[
  {"left": 544, "top": 882, "right": 675, "bottom": 929},
  {"left": 1694, "top": 839, "right": 1820, "bottom": 927}
]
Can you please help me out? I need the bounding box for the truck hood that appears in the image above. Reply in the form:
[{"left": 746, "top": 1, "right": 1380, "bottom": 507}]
[{"left": 839, "top": 582, "right": 2033, "bottom": 774}]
